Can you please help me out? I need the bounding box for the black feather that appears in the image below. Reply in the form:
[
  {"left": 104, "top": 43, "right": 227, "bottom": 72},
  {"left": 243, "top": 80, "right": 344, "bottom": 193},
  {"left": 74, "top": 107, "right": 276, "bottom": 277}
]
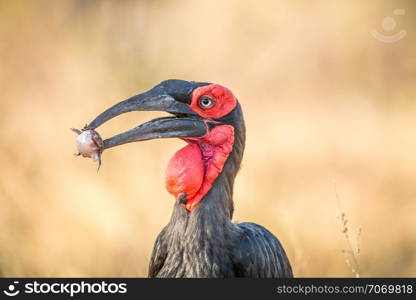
[{"left": 233, "top": 222, "right": 292, "bottom": 277}]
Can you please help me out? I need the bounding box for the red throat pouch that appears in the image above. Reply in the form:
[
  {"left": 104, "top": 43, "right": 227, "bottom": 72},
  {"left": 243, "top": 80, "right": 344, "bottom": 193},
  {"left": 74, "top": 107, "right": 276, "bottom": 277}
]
[
  {"left": 165, "top": 125, "right": 234, "bottom": 211},
  {"left": 165, "top": 143, "right": 204, "bottom": 200}
]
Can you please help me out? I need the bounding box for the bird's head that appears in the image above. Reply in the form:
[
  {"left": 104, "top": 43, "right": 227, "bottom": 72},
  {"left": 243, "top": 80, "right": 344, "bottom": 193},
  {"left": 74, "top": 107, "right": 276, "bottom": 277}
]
[{"left": 87, "top": 79, "right": 245, "bottom": 212}]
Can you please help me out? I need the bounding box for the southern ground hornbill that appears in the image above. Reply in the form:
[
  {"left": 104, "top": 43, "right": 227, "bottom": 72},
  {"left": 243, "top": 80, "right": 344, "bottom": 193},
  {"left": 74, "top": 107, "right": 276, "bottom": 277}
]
[{"left": 84, "top": 79, "right": 293, "bottom": 278}]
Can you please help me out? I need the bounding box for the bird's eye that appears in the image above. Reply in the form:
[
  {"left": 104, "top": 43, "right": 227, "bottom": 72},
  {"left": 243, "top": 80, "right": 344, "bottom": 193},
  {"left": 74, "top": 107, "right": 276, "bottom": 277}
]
[{"left": 198, "top": 96, "right": 215, "bottom": 109}]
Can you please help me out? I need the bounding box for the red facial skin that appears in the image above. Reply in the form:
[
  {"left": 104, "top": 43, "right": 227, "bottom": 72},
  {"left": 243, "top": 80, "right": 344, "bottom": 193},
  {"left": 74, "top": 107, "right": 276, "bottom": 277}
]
[
  {"left": 165, "top": 84, "right": 237, "bottom": 211},
  {"left": 189, "top": 84, "right": 237, "bottom": 119}
]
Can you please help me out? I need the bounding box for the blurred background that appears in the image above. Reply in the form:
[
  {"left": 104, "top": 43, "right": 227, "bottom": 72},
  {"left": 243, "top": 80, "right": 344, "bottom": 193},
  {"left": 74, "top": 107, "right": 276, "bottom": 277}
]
[{"left": 0, "top": 0, "right": 415, "bottom": 277}]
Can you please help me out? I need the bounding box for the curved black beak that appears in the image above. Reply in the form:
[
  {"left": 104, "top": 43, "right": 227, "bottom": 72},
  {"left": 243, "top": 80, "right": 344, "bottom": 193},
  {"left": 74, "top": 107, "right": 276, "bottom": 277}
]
[{"left": 86, "top": 79, "right": 210, "bottom": 150}]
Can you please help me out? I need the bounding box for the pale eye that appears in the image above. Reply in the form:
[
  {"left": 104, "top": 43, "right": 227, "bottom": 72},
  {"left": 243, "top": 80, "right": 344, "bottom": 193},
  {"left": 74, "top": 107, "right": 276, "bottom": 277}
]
[{"left": 199, "top": 96, "right": 215, "bottom": 109}]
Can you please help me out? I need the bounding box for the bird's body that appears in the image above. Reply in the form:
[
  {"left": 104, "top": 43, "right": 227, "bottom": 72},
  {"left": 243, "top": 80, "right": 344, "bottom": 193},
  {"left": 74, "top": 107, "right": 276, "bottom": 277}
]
[
  {"left": 85, "top": 79, "right": 293, "bottom": 278},
  {"left": 149, "top": 208, "right": 293, "bottom": 278}
]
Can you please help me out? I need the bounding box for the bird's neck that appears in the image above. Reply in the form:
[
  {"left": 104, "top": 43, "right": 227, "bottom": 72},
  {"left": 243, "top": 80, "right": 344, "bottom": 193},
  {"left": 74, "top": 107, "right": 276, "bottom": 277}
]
[
  {"left": 166, "top": 108, "right": 245, "bottom": 219},
  {"left": 160, "top": 135, "right": 244, "bottom": 276},
  {"left": 169, "top": 110, "right": 246, "bottom": 222},
  {"left": 159, "top": 109, "right": 246, "bottom": 277}
]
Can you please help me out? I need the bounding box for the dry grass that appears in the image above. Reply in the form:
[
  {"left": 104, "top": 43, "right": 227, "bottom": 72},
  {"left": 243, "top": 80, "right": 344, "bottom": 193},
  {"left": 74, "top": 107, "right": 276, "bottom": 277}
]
[
  {"left": 0, "top": 0, "right": 415, "bottom": 277},
  {"left": 334, "top": 179, "right": 361, "bottom": 277}
]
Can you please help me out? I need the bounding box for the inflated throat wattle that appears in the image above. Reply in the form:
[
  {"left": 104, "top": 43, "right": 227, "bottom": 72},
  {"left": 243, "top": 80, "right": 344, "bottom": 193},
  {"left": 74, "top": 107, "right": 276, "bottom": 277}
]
[{"left": 165, "top": 125, "right": 234, "bottom": 211}]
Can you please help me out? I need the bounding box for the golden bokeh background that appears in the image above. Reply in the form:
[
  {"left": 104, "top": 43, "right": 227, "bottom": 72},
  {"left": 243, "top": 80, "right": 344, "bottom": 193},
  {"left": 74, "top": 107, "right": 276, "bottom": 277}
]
[{"left": 0, "top": 0, "right": 415, "bottom": 277}]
